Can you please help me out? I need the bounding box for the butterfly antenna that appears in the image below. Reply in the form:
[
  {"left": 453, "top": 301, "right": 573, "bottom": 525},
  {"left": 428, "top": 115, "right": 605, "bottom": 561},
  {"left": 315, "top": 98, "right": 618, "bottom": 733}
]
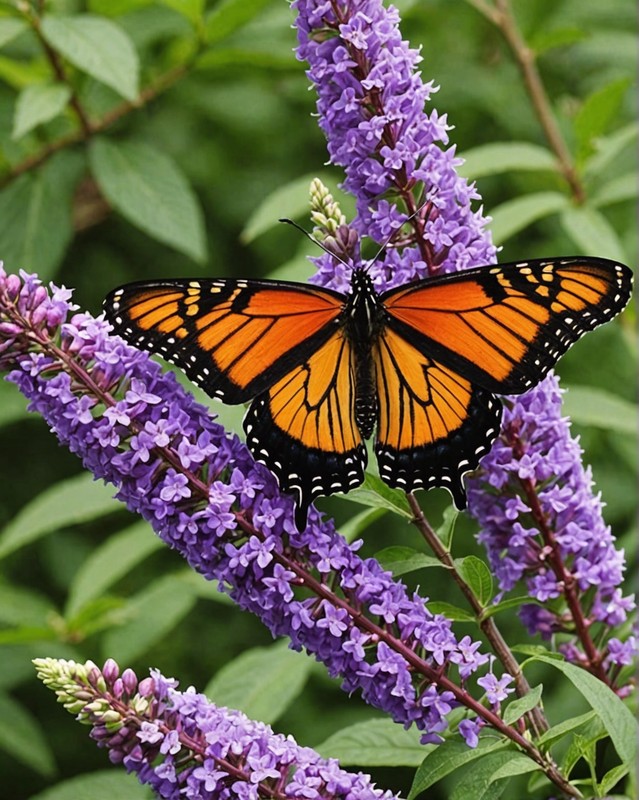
[
  {"left": 279, "top": 217, "right": 352, "bottom": 270},
  {"left": 369, "top": 195, "right": 435, "bottom": 266}
]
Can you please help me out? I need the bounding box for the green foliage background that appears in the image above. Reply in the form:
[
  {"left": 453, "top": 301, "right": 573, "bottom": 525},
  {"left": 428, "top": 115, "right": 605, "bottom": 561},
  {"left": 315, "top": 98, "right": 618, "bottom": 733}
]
[{"left": 0, "top": 1, "right": 635, "bottom": 798}]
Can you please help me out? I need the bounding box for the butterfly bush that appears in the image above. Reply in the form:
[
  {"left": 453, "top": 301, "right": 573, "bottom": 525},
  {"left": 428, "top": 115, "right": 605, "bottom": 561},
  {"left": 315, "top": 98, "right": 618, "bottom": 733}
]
[
  {"left": 34, "top": 657, "right": 398, "bottom": 800},
  {"left": 294, "top": 0, "right": 634, "bottom": 689},
  {"left": 1, "top": 265, "right": 519, "bottom": 751}
]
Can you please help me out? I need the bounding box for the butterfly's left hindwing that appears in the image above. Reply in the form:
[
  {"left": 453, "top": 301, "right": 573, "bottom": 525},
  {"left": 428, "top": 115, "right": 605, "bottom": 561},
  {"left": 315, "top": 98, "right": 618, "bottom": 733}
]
[
  {"left": 244, "top": 330, "right": 367, "bottom": 529},
  {"left": 104, "top": 279, "right": 344, "bottom": 403}
]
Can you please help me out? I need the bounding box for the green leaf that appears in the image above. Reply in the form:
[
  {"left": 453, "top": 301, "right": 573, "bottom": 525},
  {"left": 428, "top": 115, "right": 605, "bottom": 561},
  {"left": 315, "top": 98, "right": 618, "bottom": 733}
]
[
  {"left": 449, "top": 751, "right": 541, "bottom": 800},
  {"left": 29, "top": 770, "right": 151, "bottom": 800},
  {"left": 0, "top": 473, "right": 117, "bottom": 560},
  {"left": 458, "top": 142, "right": 556, "bottom": 180},
  {"left": 102, "top": 573, "right": 197, "bottom": 663},
  {"left": 241, "top": 171, "right": 346, "bottom": 243},
  {"left": 489, "top": 192, "right": 568, "bottom": 245},
  {"left": 205, "top": 0, "right": 276, "bottom": 44},
  {"left": 408, "top": 739, "right": 506, "bottom": 798},
  {"left": 41, "top": 15, "right": 139, "bottom": 101},
  {"left": 425, "top": 601, "right": 475, "bottom": 622},
  {"left": 503, "top": 684, "right": 543, "bottom": 725},
  {"left": 559, "top": 206, "right": 626, "bottom": 263},
  {"left": 574, "top": 79, "right": 632, "bottom": 165},
  {"left": 0, "top": 18, "right": 28, "bottom": 49},
  {"left": 205, "top": 640, "right": 313, "bottom": 724},
  {"left": 599, "top": 762, "right": 631, "bottom": 796},
  {"left": 375, "top": 546, "right": 441, "bottom": 577},
  {"left": 530, "top": 654, "right": 637, "bottom": 765},
  {"left": 529, "top": 26, "right": 589, "bottom": 55},
  {"left": 537, "top": 710, "right": 597, "bottom": 747},
  {"left": 563, "top": 385, "right": 637, "bottom": 435},
  {"left": 339, "top": 506, "right": 387, "bottom": 543},
  {"left": 341, "top": 473, "right": 412, "bottom": 518},
  {"left": 456, "top": 555, "right": 493, "bottom": 606},
  {"left": 0, "top": 692, "right": 55, "bottom": 776},
  {"left": 0, "top": 150, "right": 83, "bottom": 279},
  {"left": 160, "top": 0, "right": 204, "bottom": 26},
  {"left": 12, "top": 83, "right": 71, "bottom": 139},
  {"left": 592, "top": 173, "right": 637, "bottom": 208},
  {"left": 585, "top": 123, "right": 638, "bottom": 179},
  {"left": 317, "top": 718, "right": 426, "bottom": 767},
  {"left": 0, "top": 583, "right": 56, "bottom": 627},
  {"left": 66, "top": 521, "right": 163, "bottom": 617},
  {"left": 437, "top": 506, "right": 459, "bottom": 551},
  {"left": 90, "top": 138, "right": 207, "bottom": 263},
  {"left": 0, "top": 381, "right": 28, "bottom": 428},
  {"left": 482, "top": 595, "right": 538, "bottom": 619}
]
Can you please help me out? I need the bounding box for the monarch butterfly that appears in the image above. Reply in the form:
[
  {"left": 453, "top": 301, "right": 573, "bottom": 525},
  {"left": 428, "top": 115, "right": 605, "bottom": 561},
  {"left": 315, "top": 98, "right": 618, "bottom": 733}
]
[{"left": 104, "top": 256, "right": 632, "bottom": 529}]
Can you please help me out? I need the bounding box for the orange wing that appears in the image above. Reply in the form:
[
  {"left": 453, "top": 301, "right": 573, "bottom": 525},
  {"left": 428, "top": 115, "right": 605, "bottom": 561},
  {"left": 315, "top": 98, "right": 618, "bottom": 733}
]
[
  {"left": 380, "top": 257, "right": 633, "bottom": 394},
  {"left": 104, "top": 279, "right": 345, "bottom": 403},
  {"left": 373, "top": 326, "right": 502, "bottom": 508},
  {"left": 244, "top": 330, "right": 367, "bottom": 529}
]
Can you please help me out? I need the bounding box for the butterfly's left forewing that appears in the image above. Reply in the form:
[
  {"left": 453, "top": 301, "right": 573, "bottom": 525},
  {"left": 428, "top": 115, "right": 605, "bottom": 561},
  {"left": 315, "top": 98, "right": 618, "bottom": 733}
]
[
  {"left": 104, "top": 279, "right": 345, "bottom": 403},
  {"left": 244, "top": 329, "right": 367, "bottom": 528},
  {"left": 373, "top": 326, "right": 502, "bottom": 509}
]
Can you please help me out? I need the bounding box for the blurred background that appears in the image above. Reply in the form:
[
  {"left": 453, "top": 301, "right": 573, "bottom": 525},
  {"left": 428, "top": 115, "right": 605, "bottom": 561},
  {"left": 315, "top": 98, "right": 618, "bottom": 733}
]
[{"left": 0, "top": 1, "right": 635, "bottom": 798}]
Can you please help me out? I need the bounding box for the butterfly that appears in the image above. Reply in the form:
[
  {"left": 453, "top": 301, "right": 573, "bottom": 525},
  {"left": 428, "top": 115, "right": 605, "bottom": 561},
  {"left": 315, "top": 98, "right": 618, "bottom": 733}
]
[{"left": 103, "top": 256, "right": 632, "bottom": 529}]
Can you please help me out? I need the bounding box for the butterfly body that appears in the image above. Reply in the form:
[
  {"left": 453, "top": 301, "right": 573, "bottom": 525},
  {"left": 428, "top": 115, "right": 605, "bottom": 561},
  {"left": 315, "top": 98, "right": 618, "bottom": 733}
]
[{"left": 104, "top": 256, "right": 632, "bottom": 529}]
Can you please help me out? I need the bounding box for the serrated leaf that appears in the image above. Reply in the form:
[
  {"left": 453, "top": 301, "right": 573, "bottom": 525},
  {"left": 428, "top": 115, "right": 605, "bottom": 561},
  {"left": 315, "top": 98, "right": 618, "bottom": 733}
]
[
  {"left": 456, "top": 556, "right": 493, "bottom": 605},
  {"left": 0, "top": 18, "right": 28, "bottom": 49},
  {"left": 29, "top": 770, "right": 151, "bottom": 800},
  {"left": 459, "top": 142, "right": 556, "bottom": 180},
  {"left": 375, "top": 546, "right": 441, "bottom": 576},
  {"left": 503, "top": 684, "right": 543, "bottom": 725},
  {"left": 563, "top": 385, "right": 637, "bottom": 435},
  {"left": 409, "top": 739, "right": 506, "bottom": 798},
  {"left": 0, "top": 692, "right": 55, "bottom": 776},
  {"left": 205, "top": 0, "right": 276, "bottom": 43},
  {"left": 0, "top": 473, "right": 117, "bottom": 560},
  {"left": 318, "top": 718, "right": 426, "bottom": 767},
  {"left": 340, "top": 473, "right": 412, "bottom": 517},
  {"left": 489, "top": 192, "right": 568, "bottom": 245},
  {"left": 574, "top": 79, "right": 632, "bottom": 165},
  {"left": 241, "top": 171, "right": 347, "bottom": 244},
  {"left": 66, "top": 521, "right": 163, "bottom": 617},
  {"left": 102, "top": 573, "right": 196, "bottom": 663},
  {"left": 0, "top": 150, "right": 83, "bottom": 279},
  {"left": 90, "top": 138, "right": 206, "bottom": 263},
  {"left": 41, "top": 15, "right": 139, "bottom": 101},
  {"left": 12, "top": 83, "right": 71, "bottom": 139},
  {"left": 205, "top": 640, "right": 312, "bottom": 724},
  {"left": 530, "top": 654, "right": 636, "bottom": 765},
  {"left": 559, "top": 206, "right": 626, "bottom": 263}
]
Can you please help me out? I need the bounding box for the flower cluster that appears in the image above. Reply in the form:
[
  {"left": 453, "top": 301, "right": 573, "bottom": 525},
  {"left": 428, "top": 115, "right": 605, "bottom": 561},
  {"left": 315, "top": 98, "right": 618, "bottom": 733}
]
[
  {"left": 294, "top": 0, "right": 497, "bottom": 292},
  {"left": 34, "top": 657, "right": 399, "bottom": 800},
  {"left": 466, "top": 376, "right": 635, "bottom": 683},
  {"left": 1, "top": 264, "right": 493, "bottom": 744}
]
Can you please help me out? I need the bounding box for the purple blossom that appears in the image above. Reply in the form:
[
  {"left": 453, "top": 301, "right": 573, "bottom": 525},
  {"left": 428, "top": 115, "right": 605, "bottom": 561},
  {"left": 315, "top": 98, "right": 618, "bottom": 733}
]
[
  {"left": 33, "top": 657, "right": 399, "bottom": 800},
  {"left": 466, "top": 377, "right": 635, "bottom": 685},
  {"left": 0, "top": 264, "right": 491, "bottom": 743}
]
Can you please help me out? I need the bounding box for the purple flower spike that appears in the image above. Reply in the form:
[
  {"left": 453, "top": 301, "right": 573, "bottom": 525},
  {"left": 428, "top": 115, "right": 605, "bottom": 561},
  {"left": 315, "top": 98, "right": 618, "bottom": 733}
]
[
  {"left": 294, "top": 0, "right": 497, "bottom": 292},
  {"left": 33, "top": 658, "right": 399, "bottom": 800},
  {"left": 466, "top": 375, "right": 635, "bottom": 690},
  {"left": 1, "top": 265, "right": 496, "bottom": 743}
]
